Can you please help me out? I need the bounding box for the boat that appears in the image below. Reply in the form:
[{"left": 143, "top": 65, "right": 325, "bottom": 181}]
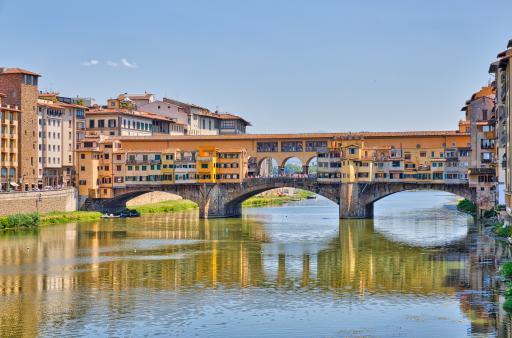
[
  {"left": 306, "top": 195, "right": 317, "bottom": 199},
  {"left": 120, "top": 209, "right": 140, "bottom": 218},
  {"left": 101, "top": 213, "right": 121, "bottom": 219}
]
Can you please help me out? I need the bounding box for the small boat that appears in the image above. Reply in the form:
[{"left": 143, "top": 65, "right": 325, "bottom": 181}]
[
  {"left": 128, "top": 210, "right": 140, "bottom": 217},
  {"left": 101, "top": 213, "right": 121, "bottom": 219},
  {"left": 120, "top": 209, "right": 140, "bottom": 218},
  {"left": 306, "top": 195, "right": 317, "bottom": 199}
]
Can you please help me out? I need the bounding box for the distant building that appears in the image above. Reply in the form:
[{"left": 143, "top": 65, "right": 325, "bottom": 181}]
[
  {"left": 0, "top": 93, "right": 20, "bottom": 191},
  {"left": 461, "top": 86, "right": 497, "bottom": 215},
  {"left": 493, "top": 40, "right": 512, "bottom": 215},
  {"left": 36, "top": 97, "right": 88, "bottom": 187},
  {"left": 217, "top": 113, "right": 251, "bottom": 134},
  {"left": 86, "top": 108, "right": 181, "bottom": 137},
  {"left": 137, "top": 100, "right": 187, "bottom": 135},
  {"left": 116, "top": 92, "right": 155, "bottom": 108},
  {"left": 162, "top": 97, "right": 250, "bottom": 135},
  {"left": 0, "top": 67, "right": 40, "bottom": 190},
  {"left": 37, "top": 99, "right": 65, "bottom": 186}
]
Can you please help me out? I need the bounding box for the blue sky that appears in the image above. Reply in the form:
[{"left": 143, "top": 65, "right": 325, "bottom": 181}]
[{"left": 1, "top": 0, "right": 511, "bottom": 133}]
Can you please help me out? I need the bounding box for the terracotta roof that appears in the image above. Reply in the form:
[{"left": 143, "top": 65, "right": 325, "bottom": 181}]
[
  {"left": 497, "top": 48, "right": 512, "bottom": 59},
  {"left": 117, "top": 93, "right": 154, "bottom": 101},
  {"left": 0, "top": 67, "right": 40, "bottom": 76},
  {"left": 471, "top": 86, "right": 495, "bottom": 100},
  {"left": 39, "top": 92, "right": 59, "bottom": 97},
  {"left": 162, "top": 97, "right": 210, "bottom": 114},
  {"left": 87, "top": 108, "right": 174, "bottom": 122},
  {"left": 57, "top": 102, "right": 88, "bottom": 109},
  {"left": 38, "top": 101, "right": 65, "bottom": 110},
  {"left": 218, "top": 113, "right": 251, "bottom": 125}
]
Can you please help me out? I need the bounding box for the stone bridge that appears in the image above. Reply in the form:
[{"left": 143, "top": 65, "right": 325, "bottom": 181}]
[{"left": 83, "top": 178, "right": 476, "bottom": 219}]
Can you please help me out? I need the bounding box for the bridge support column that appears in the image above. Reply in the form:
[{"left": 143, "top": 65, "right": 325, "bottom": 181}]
[
  {"left": 340, "top": 183, "right": 373, "bottom": 219},
  {"left": 197, "top": 184, "right": 242, "bottom": 218},
  {"left": 302, "top": 165, "right": 309, "bottom": 175},
  {"left": 278, "top": 166, "right": 285, "bottom": 176}
]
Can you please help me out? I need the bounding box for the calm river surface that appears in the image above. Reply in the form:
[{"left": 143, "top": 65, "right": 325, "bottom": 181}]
[{"left": 1, "top": 191, "right": 512, "bottom": 337}]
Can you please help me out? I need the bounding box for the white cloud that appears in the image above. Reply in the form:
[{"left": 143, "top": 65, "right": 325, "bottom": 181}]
[
  {"left": 81, "top": 59, "right": 99, "bottom": 66},
  {"left": 106, "top": 60, "right": 118, "bottom": 67},
  {"left": 121, "top": 58, "right": 137, "bottom": 68}
]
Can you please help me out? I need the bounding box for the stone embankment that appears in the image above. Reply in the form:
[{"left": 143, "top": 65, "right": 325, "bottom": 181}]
[{"left": 0, "top": 188, "right": 77, "bottom": 217}]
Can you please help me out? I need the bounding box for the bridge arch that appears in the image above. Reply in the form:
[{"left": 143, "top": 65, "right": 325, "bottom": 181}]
[
  {"left": 306, "top": 156, "right": 318, "bottom": 176},
  {"left": 340, "top": 182, "right": 475, "bottom": 219},
  {"left": 223, "top": 177, "right": 340, "bottom": 214},
  {"left": 306, "top": 156, "right": 317, "bottom": 167}
]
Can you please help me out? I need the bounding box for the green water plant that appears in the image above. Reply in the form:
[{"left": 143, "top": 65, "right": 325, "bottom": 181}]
[
  {"left": 457, "top": 199, "right": 476, "bottom": 215},
  {"left": 504, "top": 299, "right": 512, "bottom": 312},
  {"left": 501, "top": 262, "right": 512, "bottom": 279},
  {"left": 0, "top": 212, "right": 40, "bottom": 229}
]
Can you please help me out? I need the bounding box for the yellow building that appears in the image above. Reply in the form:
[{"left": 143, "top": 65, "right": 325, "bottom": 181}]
[
  {"left": 216, "top": 148, "right": 248, "bottom": 183},
  {"left": 196, "top": 146, "right": 217, "bottom": 183},
  {"left": 161, "top": 150, "right": 177, "bottom": 184}
]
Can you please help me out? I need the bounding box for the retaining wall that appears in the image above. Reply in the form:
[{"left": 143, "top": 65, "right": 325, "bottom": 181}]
[{"left": 0, "top": 188, "right": 78, "bottom": 216}]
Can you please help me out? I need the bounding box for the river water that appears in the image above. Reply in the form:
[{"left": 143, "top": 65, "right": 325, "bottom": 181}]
[{"left": 1, "top": 191, "right": 512, "bottom": 337}]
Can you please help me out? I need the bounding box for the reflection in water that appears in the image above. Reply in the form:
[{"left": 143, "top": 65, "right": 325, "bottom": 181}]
[{"left": 0, "top": 191, "right": 511, "bottom": 337}]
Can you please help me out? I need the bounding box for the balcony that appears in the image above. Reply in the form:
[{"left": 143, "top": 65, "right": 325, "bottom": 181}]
[
  {"left": 197, "top": 156, "right": 214, "bottom": 162},
  {"left": 484, "top": 131, "right": 496, "bottom": 139}
]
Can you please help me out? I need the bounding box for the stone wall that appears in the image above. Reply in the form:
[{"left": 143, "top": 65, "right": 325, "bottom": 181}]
[{"left": 0, "top": 188, "right": 78, "bottom": 216}]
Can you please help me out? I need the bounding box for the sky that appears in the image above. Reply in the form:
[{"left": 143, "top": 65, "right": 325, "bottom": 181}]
[{"left": 1, "top": 0, "right": 512, "bottom": 133}]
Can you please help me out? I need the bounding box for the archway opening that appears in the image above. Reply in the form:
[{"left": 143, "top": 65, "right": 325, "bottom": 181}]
[
  {"left": 259, "top": 158, "right": 279, "bottom": 177},
  {"left": 124, "top": 191, "right": 198, "bottom": 213},
  {"left": 307, "top": 157, "right": 318, "bottom": 177},
  {"left": 282, "top": 157, "right": 304, "bottom": 177},
  {"left": 372, "top": 190, "right": 471, "bottom": 247}
]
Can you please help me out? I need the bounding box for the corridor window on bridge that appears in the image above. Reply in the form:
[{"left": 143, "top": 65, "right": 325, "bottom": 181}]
[
  {"left": 305, "top": 140, "right": 327, "bottom": 152},
  {"left": 281, "top": 141, "right": 303, "bottom": 152},
  {"left": 257, "top": 142, "right": 278, "bottom": 152}
]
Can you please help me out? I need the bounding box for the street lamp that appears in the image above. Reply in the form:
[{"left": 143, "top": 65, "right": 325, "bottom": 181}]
[{"left": 36, "top": 193, "right": 42, "bottom": 214}]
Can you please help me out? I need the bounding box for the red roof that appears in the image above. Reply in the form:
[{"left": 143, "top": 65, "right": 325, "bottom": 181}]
[
  {"left": 38, "top": 101, "right": 65, "bottom": 110},
  {"left": 57, "top": 102, "right": 89, "bottom": 109},
  {"left": 117, "top": 93, "right": 154, "bottom": 101},
  {"left": 0, "top": 67, "right": 40, "bottom": 76},
  {"left": 218, "top": 113, "right": 251, "bottom": 126},
  {"left": 87, "top": 108, "right": 174, "bottom": 122}
]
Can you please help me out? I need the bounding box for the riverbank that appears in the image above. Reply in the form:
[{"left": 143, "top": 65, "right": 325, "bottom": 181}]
[
  {"left": 130, "top": 200, "right": 198, "bottom": 214},
  {"left": 0, "top": 200, "right": 199, "bottom": 230},
  {"left": 242, "top": 190, "right": 315, "bottom": 207},
  {"left": 0, "top": 211, "right": 103, "bottom": 230}
]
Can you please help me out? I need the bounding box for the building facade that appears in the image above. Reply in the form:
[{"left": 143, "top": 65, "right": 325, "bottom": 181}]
[
  {"left": 76, "top": 135, "right": 248, "bottom": 198},
  {"left": 0, "top": 68, "right": 40, "bottom": 190},
  {"left": 86, "top": 108, "right": 177, "bottom": 137},
  {"left": 162, "top": 97, "right": 250, "bottom": 135},
  {"left": 461, "top": 87, "right": 497, "bottom": 214},
  {"left": 0, "top": 93, "right": 20, "bottom": 191}
]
